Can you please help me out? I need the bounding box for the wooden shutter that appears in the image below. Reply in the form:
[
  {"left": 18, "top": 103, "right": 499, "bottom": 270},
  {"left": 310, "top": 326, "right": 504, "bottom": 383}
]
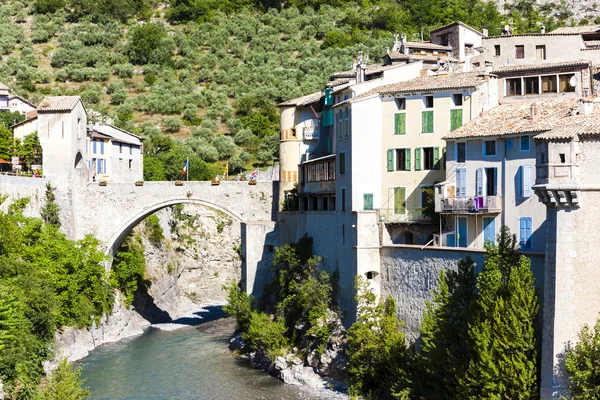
[
  {"left": 415, "top": 148, "right": 422, "bottom": 171},
  {"left": 387, "top": 149, "right": 394, "bottom": 172},
  {"left": 442, "top": 147, "right": 446, "bottom": 169},
  {"left": 363, "top": 193, "right": 373, "bottom": 210},
  {"left": 522, "top": 165, "right": 532, "bottom": 197},
  {"left": 394, "top": 114, "right": 400, "bottom": 135},
  {"left": 450, "top": 109, "right": 463, "bottom": 131},
  {"left": 422, "top": 111, "right": 433, "bottom": 133},
  {"left": 405, "top": 148, "right": 411, "bottom": 171},
  {"left": 433, "top": 147, "right": 440, "bottom": 170},
  {"left": 519, "top": 217, "right": 532, "bottom": 249},
  {"left": 398, "top": 113, "right": 406, "bottom": 134},
  {"left": 339, "top": 153, "right": 346, "bottom": 175},
  {"left": 456, "top": 168, "right": 466, "bottom": 197},
  {"left": 394, "top": 187, "right": 406, "bottom": 214}
]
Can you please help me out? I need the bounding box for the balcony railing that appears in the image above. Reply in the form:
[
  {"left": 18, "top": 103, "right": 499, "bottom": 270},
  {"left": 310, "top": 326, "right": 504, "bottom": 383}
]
[
  {"left": 440, "top": 196, "right": 502, "bottom": 213},
  {"left": 378, "top": 208, "right": 432, "bottom": 224},
  {"left": 303, "top": 126, "right": 320, "bottom": 140}
]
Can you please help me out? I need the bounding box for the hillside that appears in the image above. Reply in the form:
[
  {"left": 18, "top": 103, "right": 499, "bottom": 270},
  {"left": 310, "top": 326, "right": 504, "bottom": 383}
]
[{"left": 0, "top": 0, "right": 590, "bottom": 179}]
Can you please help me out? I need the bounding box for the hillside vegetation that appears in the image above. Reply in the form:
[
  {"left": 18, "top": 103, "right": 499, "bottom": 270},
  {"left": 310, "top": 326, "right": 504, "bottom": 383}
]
[{"left": 0, "top": 0, "right": 582, "bottom": 179}]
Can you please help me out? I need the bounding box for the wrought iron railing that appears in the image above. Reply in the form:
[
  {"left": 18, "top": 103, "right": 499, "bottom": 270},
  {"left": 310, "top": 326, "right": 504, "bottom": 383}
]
[{"left": 440, "top": 196, "right": 501, "bottom": 213}]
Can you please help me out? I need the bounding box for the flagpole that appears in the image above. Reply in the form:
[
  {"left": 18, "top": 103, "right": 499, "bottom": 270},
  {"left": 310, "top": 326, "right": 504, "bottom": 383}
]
[{"left": 186, "top": 157, "right": 189, "bottom": 181}]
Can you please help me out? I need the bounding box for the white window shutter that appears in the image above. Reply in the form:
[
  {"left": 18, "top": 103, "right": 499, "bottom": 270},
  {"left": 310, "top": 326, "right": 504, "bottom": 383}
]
[
  {"left": 476, "top": 168, "right": 487, "bottom": 197},
  {"left": 457, "top": 168, "right": 466, "bottom": 197},
  {"left": 523, "top": 165, "right": 532, "bottom": 197}
]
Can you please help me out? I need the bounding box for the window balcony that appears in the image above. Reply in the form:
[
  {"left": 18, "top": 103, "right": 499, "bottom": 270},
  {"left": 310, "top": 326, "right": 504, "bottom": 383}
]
[
  {"left": 378, "top": 208, "right": 431, "bottom": 224},
  {"left": 440, "top": 196, "right": 502, "bottom": 214}
]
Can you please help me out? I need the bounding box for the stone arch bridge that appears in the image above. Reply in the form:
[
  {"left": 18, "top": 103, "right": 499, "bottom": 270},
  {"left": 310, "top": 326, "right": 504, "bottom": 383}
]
[{"left": 0, "top": 176, "right": 279, "bottom": 296}]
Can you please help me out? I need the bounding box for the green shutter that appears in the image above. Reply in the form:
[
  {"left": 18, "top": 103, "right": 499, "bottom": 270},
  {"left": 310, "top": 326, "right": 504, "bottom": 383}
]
[
  {"left": 339, "top": 153, "right": 345, "bottom": 175},
  {"left": 442, "top": 147, "right": 446, "bottom": 169},
  {"left": 394, "top": 187, "right": 406, "bottom": 214},
  {"left": 422, "top": 111, "right": 434, "bottom": 133},
  {"left": 405, "top": 148, "right": 411, "bottom": 171},
  {"left": 394, "top": 113, "right": 406, "bottom": 135},
  {"left": 451, "top": 109, "right": 463, "bottom": 131},
  {"left": 324, "top": 88, "right": 333, "bottom": 106},
  {"left": 363, "top": 193, "right": 373, "bottom": 210},
  {"left": 434, "top": 147, "right": 440, "bottom": 170},
  {"left": 415, "top": 147, "right": 422, "bottom": 171},
  {"left": 387, "top": 149, "right": 394, "bottom": 171}
]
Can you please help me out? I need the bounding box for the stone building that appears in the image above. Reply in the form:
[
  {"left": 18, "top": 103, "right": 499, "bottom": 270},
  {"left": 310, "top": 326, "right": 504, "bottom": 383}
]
[{"left": 0, "top": 82, "right": 36, "bottom": 114}]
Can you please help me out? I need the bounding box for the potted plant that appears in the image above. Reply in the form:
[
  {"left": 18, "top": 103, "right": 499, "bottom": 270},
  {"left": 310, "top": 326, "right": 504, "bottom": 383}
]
[
  {"left": 135, "top": 181, "right": 144, "bottom": 186},
  {"left": 99, "top": 181, "right": 108, "bottom": 186},
  {"left": 175, "top": 180, "right": 184, "bottom": 186},
  {"left": 248, "top": 180, "right": 257, "bottom": 186},
  {"left": 211, "top": 177, "right": 220, "bottom": 186}
]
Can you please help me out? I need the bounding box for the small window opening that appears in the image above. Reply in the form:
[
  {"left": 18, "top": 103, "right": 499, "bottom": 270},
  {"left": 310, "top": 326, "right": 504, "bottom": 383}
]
[{"left": 559, "top": 153, "right": 566, "bottom": 163}]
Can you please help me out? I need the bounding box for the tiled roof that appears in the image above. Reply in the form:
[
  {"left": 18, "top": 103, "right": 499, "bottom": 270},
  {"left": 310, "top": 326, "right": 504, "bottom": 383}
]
[
  {"left": 38, "top": 96, "right": 81, "bottom": 112},
  {"left": 445, "top": 98, "right": 600, "bottom": 139},
  {"left": 387, "top": 52, "right": 459, "bottom": 62},
  {"left": 10, "top": 115, "right": 37, "bottom": 129},
  {"left": 278, "top": 91, "right": 323, "bottom": 107},
  {"left": 330, "top": 63, "right": 405, "bottom": 80},
  {"left": 492, "top": 61, "right": 591, "bottom": 74},
  {"left": 430, "top": 21, "right": 485, "bottom": 36},
  {"left": 0, "top": 83, "right": 9, "bottom": 91},
  {"left": 326, "top": 78, "right": 351, "bottom": 87},
  {"left": 378, "top": 71, "right": 486, "bottom": 95},
  {"left": 404, "top": 41, "right": 452, "bottom": 51},
  {"left": 535, "top": 121, "right": 600, "bottom": 139},
  {"left": 550, "top": 25, "right": 600, "bottom": 34}
]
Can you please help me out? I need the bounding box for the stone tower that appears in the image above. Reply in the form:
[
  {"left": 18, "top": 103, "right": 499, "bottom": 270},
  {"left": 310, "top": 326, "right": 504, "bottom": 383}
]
[{"left": 534, "top": 109, "right": 600, "bottom": 398}]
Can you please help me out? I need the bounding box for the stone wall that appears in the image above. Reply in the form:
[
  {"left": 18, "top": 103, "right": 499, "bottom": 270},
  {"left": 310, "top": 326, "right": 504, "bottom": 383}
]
[
  {"left": 381, "top": 244, "right": 545, "bottom": 341},
  {"left": 0, "top": 175, "right": 48, "bottom": 217}
]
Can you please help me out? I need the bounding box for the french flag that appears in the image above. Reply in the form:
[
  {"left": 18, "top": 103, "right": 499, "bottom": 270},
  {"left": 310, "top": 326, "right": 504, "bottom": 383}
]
[{"left": 181, "top": 158, "right": 188, "bottom": 175}]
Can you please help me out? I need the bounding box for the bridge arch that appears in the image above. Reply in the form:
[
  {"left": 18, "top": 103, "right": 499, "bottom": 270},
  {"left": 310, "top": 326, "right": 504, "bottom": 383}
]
[{"left": 106, "top": 198, "right": 244, "bottom": 257}]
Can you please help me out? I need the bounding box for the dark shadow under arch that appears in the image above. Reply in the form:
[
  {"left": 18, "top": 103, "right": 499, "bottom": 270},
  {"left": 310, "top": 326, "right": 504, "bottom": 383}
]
[{"left": 74, "top": 152, "right": 83, "bottom": 168}]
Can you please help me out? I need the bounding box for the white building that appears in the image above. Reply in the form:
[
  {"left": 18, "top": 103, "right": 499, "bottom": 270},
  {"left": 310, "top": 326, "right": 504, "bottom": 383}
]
[{"left": 0, "top": 83, "right": 36, "bottom": 114}]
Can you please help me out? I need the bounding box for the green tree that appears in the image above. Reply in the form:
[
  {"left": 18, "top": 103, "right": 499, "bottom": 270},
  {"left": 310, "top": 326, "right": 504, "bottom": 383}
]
[
  {"left": 347, "top": 276, "right": 410, "bottom": 399},
  {"left": 413, "top": 257, "right": 477, "bottom": 398},
  {"left": 40, "top": 358, "right": 90, "bottom": 400},
  {"left": 128, "top": 23, "right": 170, "bottom": 65},
  {"left": 564, "top": 318, "right": 600, "bottom": 399},
  {"left": 462, "top": 226, "right": 539, "bottom": 399},
  {"left": 110, "top": 235, "right": 149, "bottom": 307},
  {"left": 41, "top": 183, "right": 61, "bottom": 228},
  {"left": 20, "top": 132, "right": 43, "bottom": 168}
]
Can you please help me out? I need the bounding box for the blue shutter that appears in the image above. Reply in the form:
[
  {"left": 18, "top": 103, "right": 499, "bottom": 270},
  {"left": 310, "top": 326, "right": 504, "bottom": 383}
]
[
  {"left": 519, "top": 217, "right": 533, "bottom": 250},
  {"left": 523, "top": 165, "right": 532, "bottom": 197},
  {"left": 100, "top": 140, "right": 104, "bottom": 154},
  {"left": 483, "top": 217, "right": 495, "bottom": 244},
  {"left": 93, "top": 138, "right": 97, "bottom": 153}
]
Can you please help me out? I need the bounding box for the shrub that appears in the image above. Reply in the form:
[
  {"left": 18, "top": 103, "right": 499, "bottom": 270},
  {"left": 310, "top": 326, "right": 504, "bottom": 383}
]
[
  {"left": 145, "top": 214, "right": 164, "bottom": 246},
  {"left": 242, "top": 311, "right": 289, "bottom": 354},
  {"left": 113, "top": 63, "right": 134, "bottom": 79},
  {"left": 40, "top": 358, "right": 89, "bottom": 400},
  {"left": 163, "top": 117, "right": 182, "bottom": 133},
  {"left": 234, "top": 128, "right": 256, "bottom": 146},
  {"left": 565, "top": 318, "right": 600, "bottom": 399},
  {"left": 223, "top": 281, "right": 253, "bottom": 332},
  {"left": 213, "top": 135, "right": 236, "bottom": 159},
  {"left": 110, "top": 235, "right": 148, "bottom": 307}
]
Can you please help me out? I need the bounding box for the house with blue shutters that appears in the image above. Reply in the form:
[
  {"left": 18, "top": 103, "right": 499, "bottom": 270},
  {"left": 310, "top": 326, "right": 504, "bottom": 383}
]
[{"left": 436, "top": 98, "right": 596, "bottom": 252}]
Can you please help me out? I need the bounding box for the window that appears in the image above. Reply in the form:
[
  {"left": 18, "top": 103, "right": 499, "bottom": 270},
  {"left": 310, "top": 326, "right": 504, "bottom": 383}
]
[
  {"left": 129, "top": 159, "right": 133, "bottom": 170},
  {"left": 495, "top": 45, "right": 501, "bottom": 56},
  {"left": 452, "top": 93, "right": 463, "bottom": 106},
  {"left": 419, "top": 147, "right": 440, "bottom": 170},
  {"left": 483, "top": 217, "right": 496, "bottom": 244},
  {"left": 100, "top": 140, "right": 104, "bottom": 155},
  {"left": 129, "top": 144, "right": 133, "bottom": 155},
  {"left": 507, "top": 78, "right": 522, "bottom": 96},
  {"left": 339, "top": 152, "right": 346, "bottom": 175},
  {"left": 450, "top": 109, "right": 463, "bottom": 131},
  {"left": 440, "top": 34, "right": 449, "bottom": 46},
  {"left": 423, "top": 95, "right": 434, "bottom": 108},
  {"left": 515, "top": 45, "right": 524, "bottom": 59},
  {"left": 524, "top": 77, "right": 539, "bottom": 94},
  {"left": 303, "top": 197, "right": 309, "bottom": 211},
  {"left": 520, "top": 136, "right": 530, "bottom": 151},
  {"left": 119, "top": 143, "right": 123, "bottom": 153},
  {"left": 456, "top": 142, "right": 466, "bottom": 162},
  {"left": 392, "top": 187, "right": 406, "bottom": 214},
  {"left": 507, "top": 138, "right": 513, "bottom": 149},
  {"left": 341, "top": 188, "right": 346, "bottom": 212},
  {"left": 322, "top": 197, "right": 328, "bottom": 211},
  {"left": 536, "top": 45, "right": 546, "bottom": 60},
  {"left": 395, "top": 98, "right": 406, "bottom": 110},
  {"left": 394, "top": 113, "right": 406, "bottom": 135},
  {"left": 519, "top": 217, "right": 533, "bottom": 250},
  {"left": 363, "top": 193, "right": 373, "bottom": 210},
  {"left": 93, "top": 138, "right": 97, "bottom": 153},
  {"left": 77, "top": 118, "right": 81, "bottom": 139},
  {"left": 312, "top": 196, "right": 319, "bottom": 211},
  {"left": 395, "top": 148, "right": 411, "bottom": 171},
  {"left": 337, "top": 112, "right": 342, "bottom": 139},
  {"left": 518, "top": 165, "right": 532, "bottom": 198},
  {"left": 559, "top": 153, "right": 566, "bottom": 163},
  {"left": 541, "top": 76, "right": 557, "bottom": 93},
  {"left": 483, "top": 140, "right": 496, "bottom": 156},
  {"left": 559, "top": 74, "right": 576, "bottom": 92},
  {"left": 485, "top": 167, "right": 497, "bottom": 196},
  {"left": 343, "top": 109, "right": 349, "bottom": 138}
]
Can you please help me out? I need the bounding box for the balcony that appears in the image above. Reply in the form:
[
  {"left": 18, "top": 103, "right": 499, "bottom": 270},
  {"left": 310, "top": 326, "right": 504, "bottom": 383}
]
[
  {"left": 303, "top": 126, "right": 320, "bottom": 140},
  {"left": 536, "top": 163, "right": 574, "bottom": 184},
  {"left": 378, "top": 208, "right": 431, "bottom": 224},
  {"left": 440, "top": 196, "right": 501, "bottom": 214},
  {"left": 299, "top": 154, "right": 336, "bottom": 195}
]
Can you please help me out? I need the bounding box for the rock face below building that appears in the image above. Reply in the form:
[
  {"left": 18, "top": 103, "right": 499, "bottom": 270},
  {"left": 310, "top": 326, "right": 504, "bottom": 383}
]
[{"left": 51, "top": 203, "right": 242, "bottom": 363}]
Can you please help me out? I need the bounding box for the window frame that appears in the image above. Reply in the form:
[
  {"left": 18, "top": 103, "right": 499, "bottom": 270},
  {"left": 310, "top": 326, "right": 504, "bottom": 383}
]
[
  {"left": 394, "top": 148, "right": 411, "bottom": 171},
  {"left": 515, "top": 45, "right": 525, "bottom": 59},
  {"left": 520, "top": 136, "right": 531, "bottom": 152},
  {"left": 482, "top": 140, "right": 497, "bottom": 157},
  {"left": 494, "top": 45, "right": 501, "bottom": 56},
  {"left": 456, "top": 142, "right": 466, "bottom": 163},
  {"left": 339, "top": 152, "right": 346, "bottom": 175}
]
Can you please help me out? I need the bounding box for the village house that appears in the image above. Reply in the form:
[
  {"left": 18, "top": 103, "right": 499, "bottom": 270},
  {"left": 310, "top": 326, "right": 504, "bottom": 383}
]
[{"left": 0, "top": 83, "right": 36, "bottom": 114}]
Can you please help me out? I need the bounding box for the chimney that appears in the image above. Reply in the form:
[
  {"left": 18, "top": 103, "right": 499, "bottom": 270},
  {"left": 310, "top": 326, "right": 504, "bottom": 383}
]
[
  {"left": 541, "top": 25, "right": 546, "bottom": 34},
  {"left": 579, "top": 98, "right": 594, "bottom": 116},
  {"left": 530, "top": 102, "right": 538, "bottom": 117},
  {"left": 401, "top": 33, "right": 408, "bottom": 55},
  {"left": 484, "top": 61, "right": 493, "bottom": 76},
  {"left": 463, "top": 55, "right": 471, "bottom": 72},
  {"left": 482, "top": 28, "right": 488, "bottom": 37}
]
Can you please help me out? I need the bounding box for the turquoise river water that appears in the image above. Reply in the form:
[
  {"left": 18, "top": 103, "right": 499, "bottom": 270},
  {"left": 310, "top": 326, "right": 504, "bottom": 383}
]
[{"left": 77, "top": 319, "right": 347, "bottom": 400}]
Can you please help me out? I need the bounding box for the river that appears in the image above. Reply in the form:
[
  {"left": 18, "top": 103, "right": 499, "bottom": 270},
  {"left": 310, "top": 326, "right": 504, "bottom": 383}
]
[{"left": 77, "top": 318, "right": 347, "bottom": 400}]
